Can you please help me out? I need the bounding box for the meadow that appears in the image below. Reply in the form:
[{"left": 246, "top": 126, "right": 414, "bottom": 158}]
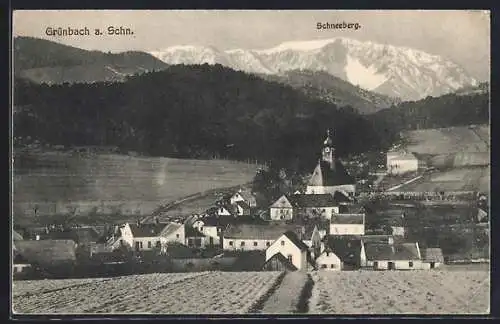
[{"left": 13, "top": 152, "right": 259, "bottom": 222}]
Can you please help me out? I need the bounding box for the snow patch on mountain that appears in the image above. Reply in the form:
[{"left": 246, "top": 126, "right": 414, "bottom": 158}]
[{"left": 344, "top": 56, "right": 388, "bottom": 90}]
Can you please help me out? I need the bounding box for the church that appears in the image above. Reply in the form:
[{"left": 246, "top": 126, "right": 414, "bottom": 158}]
[{"left": 305, "top": 129, "right": 356, "bottom": 197}]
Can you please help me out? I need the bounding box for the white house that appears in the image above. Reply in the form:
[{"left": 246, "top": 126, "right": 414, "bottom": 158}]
[
  {"left": 222, "top": 223, "right": 306, "bottom": 251},
  {"left": 190, "top": 218, "right": 220, "bottom": 247},
  {"left": 119, "top": 221, "right": 185, "bottom": 252},
  {"left": 363, "top": 242, "right": 423, "bottom": 270},
  {"left": 269, "top": 194, "right": 340, "bottom": 221},
  {"left": 159, "top": 222, "right": 185, "bottom": 246},
  {"left": 316, "top": 250, "right": 342, "bottom": 271},
  {"left": 330, "top": 214, "right": 365, "bottom": 236},
  {"left": 386, "top": 151, "right": 420, "bottom": 175},
  {"left": 265, "top": 231, "right": 309, "bottom": 271},
  {"left": 230, "top": 189, "right": 257, "bottom": 207},
  {"left": 421, "top": 248, "right": 444, "bottom": 269},
  {"left": 217, "top": 206, "right": 232, "bottom": 217},
  {"left": 319, "top": 236, "right": 365, "bottom": 270}
]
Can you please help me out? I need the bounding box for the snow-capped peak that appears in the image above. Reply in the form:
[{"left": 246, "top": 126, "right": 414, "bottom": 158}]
[{"left": 150, "top": 38, "right": 478, "bottom": 101}]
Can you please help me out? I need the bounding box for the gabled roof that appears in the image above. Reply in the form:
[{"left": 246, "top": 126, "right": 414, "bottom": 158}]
[
  {"left": 422, "top": 248, "right": 444, "bottom": 263},
  {"left": 282, "top": 231, "right": 309, "bottom": 251},
  {"left": 15, "top": 240, "right": 77, "bottom": 265},
  {"left": 160, "top": 222, "right": 183, "bottom": 237},
  {"left": 333, "top": 191, "right": 352, "bottom": 204},
  {"left": 308, "top": 160, "right": 355, "bottom": 187},
  {"left": 331, "top": 214, "right": 364, "bottom": 225},
  {"left": 232, "top": 190, "right": 255, "bottom": 202},
  {"left": 365, "top": 242, "right": 421, "bottom": 261},
  {"left": 262, "top": 253, "right": 298, "bottom": 271},
  {"left": 323, "top": 236, "right": 362, "bottom": 265},
  {"left": 231, "top": 250, "right": 267, "bottom": 271},
  {"left": 128, "top": 223, "right": 167, "bottom": 238},
  {"left": 287, "top": 194, "right": 339, "bottom": 208},
  {"left": 235, "top": 201, "right": 251, "bottom": 210}
]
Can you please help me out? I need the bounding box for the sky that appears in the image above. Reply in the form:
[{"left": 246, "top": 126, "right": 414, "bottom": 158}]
[{"left": 13, "top": 10, "right": 490, "bottom": 81}]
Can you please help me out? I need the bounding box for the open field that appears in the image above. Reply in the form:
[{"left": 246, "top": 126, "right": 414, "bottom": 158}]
[
  {"left": 309, "top": 270, "right": 489, "bottom": 314},
  {"left": 13, "top": 152, "right": 259, "bottom": 221},
  {"left": 403, "top": 125, "right": 490, "bottom": 156},
  {"left": 12, "top": 271, "right": 282, "bottom": 314},
  {"left": 396, "top": 166, "right": 489, "bottom": 193}
]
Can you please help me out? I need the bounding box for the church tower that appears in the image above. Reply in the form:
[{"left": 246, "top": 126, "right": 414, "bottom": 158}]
[{"left": 321, "top": 129, "right": 335, "bottom": 170}]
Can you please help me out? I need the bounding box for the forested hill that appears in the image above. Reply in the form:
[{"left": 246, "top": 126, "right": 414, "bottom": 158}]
[
  {"left": 13, "top": 64, "right": 396, "bottom": 173},
  {"left": 371, "top": 86, "right": 489, "bottom": 134},
  {"left": 14, "top": 36, "right": 168, "bottom": 83}
]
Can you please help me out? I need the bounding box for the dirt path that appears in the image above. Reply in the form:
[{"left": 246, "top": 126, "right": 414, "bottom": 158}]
[{"left": 256, "top": 272, "right": 311, "bottom": 314}]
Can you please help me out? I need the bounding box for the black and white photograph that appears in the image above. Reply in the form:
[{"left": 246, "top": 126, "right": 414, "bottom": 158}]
[{"left": 11, "top": 9, "right": 490, "bottom": 315}]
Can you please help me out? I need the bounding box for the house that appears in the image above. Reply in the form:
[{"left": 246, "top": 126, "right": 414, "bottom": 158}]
[
  {"left": 159, "top": 222, "right": 185, "bottom": 246},
  {"left": 319, "top": 236, "right": 364, "bottom": 270},
  {"left": 363, "top": 242, "right": 422, "bottom": 270},
  {"left": 233, "top": 201, "right": 251, "bottom": 216},
  {"left": 386, "top": 151, "right": 421, "bottom": 175},
  {"left": 223, "top": 224, "right": 303, "bottom": 251},
  {"left": 120, "top": 221, "right": 168, "bottom": 252},
  {"left": 421, "top": 248, "right": 444, "bottom": 269},
  {"left": 306, "top": 129, "right": 356, "bottom": 197},
  {"left": 13, "top": 252, "right": 32, "bottom": 276},
  {"left": 269, "top": 193, "right": 340, "bottom": 221},
  {"left": 265, "top": 231, "right": 310, "bottom": 271},
  {"left": 330, "top": 214, "right": 365, "bottom": 236},
  {"left": 216, "top": 206, "right": 232, "bottom": 217},
  {"left": 185, "top": 226, "right": 206, "bottom": 248},
  {"left": 262, "top": 253, "right": 298, "bottom": 272},
  {"left": 14, "top": 240, "right": 78, "bottom": 269},
  {"left": 230, "top": 189, "right": 257, "bottom": 207}
]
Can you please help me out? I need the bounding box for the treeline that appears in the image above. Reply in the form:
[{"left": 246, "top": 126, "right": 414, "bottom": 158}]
[
  {"left": 14, "top": 64, "right": 395, "bottom": 173},
  {"left": 370, "top": 89, "right": 489, "bottom": 133}
]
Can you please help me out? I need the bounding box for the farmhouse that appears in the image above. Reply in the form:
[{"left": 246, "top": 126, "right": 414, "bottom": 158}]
[
  {"left": 222, "top": 224, "right": 306, "bottom": 251},
  {"left": 191, "top": 218, "right": 221, "bottom": 247},
  {"left": 318, "top": 236, "right": 365, "bottom": 270},
  {"left": 262, "top": 252, "right": 298, "bottom": 271},
  {"left": 386, "top": 150, "right": 423, "bottom": 175},
  {"left": 330, "top": 214, "right": 365, "bottom": 236},
  {"left": 119, "top": 221, "right": 185, "bottom": 252},
  {"left": 230, "top": 189, "right": 257, "bottom": 207},
  {"left": 421, "top": 248, "right": 444, "bottom": 269},
  {"left": 265, "top": 231, "right": 310, "bottom": 271},
  {"left": 363, "top": 242, "right": 422, "bottom": 270},
  {"left": 269, "top": 193, "right": 340, "bottom": 221},
  {"left": 306, "top": 130, "right": 356, "bottom": 197}
]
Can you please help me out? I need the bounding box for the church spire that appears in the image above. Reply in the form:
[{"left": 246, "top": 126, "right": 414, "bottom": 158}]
[
  {"left": 324, "top": 129, "right": 333, "bottom": 146},
  {"left": 321, "top": 128, "right": 335, "bottom": 170}
]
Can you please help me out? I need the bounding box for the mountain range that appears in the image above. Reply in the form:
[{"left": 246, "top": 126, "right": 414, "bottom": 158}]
[{"left": 150, "top": 37, "right": 479, "bottom": 101}]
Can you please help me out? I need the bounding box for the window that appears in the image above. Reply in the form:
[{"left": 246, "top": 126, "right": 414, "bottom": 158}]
[
  {"left": 266, "top": 242, "right": 270, "bottom": 247},
  {"left": 409, "top": 261, "right": 413, "bottom": 268},
  {"left": 139, "top": 242, "right": 143, "bottom": 248},
  {"left": 331, "top": 264, "right": 336, "bottom": 268},
  {"left": 200, "top": 227, "right": 203, "bottom": 232},
  {"left": 148, "top": 241, "right": 152, "bottom": 248},
  {"left": 156, "top": 241, "right": 161, "bottom": 248},
  {"left": 287, "top": 254, "right": 293, "bottom": 263},
  {"left": 241, "top": 241, "right": 245, "bottom": 247},
  {"left": 326, "top": 252, "right": 330, "bottom": 257},
  {"left": 188, "top": 238, "right": 193, "bottom": 247},
  {"left": 229, "top": 241, "right": 234, "bottom": 246},
  {"left": 321, "top": 264, "right": 327, "bottom": 269},
  {"left": 176, "top": 234, "right": 180, "bottom": 238},
  {"left": 281, "top": 240, "right": 285, "bottom": 246},
  {"left": 253, "top": 241, "right": 258, "bottom": 246}
]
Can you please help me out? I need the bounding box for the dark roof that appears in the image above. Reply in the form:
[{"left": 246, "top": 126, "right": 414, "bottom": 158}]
[
  {"left": 224, "top": 224, "right": 301, "bottom": 240},
  {"left": 309, "top": 160, "right": 355, "bottom": 186},
  {"left": 235, "top": 201, "right": 251, "bottom": 210},
  {"left": 422, "top": 248, "right": 444, "bottom": 263},
  {"left": 333, "top": 191, "right": 352, "bottom": 203},
  {"left": 262, "top": 253, "right": 298, "bottom": 271},
  {"left": 185, "top": 226, "right": 205, "bottom": 238},
  {"left": 15, "top": 240, "right": 77, "bottom": 265},
  {"left": 71, "top": 227, "right": 101, "bottom": 244},
  {"left": 282, "top": 231, "right": 309, "bottom": 251},
  {"left": 129, "top": 223, "right": 167, "bottom": 237},
  {"left": 287, "top": 194, "right": 339, "bottom": 208},
  {"left": 365, "top": 243, "right": 421, "bottom": 261},
  {"left": 331, "top": 214, "right": 364, "bottom": 224},
  {"left": 324, "top": 236, "right": 362, "bottom": 265}
]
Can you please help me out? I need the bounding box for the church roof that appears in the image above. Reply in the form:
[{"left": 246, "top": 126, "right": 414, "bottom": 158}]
[{"left": 309, "top": 160, "right": 355, "bottom": 186}]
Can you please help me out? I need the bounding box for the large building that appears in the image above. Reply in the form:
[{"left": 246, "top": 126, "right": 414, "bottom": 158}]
[
  {"left": 386, "top": 150, "right": 422, "bottom": 175},
  {"left": 306, "top": 130, "right": 356, "bottom": 197}
]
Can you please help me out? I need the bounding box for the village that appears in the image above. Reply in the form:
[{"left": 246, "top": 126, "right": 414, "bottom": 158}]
[{"left": 12, "top": 130, "right": 490, "bottom": 280}]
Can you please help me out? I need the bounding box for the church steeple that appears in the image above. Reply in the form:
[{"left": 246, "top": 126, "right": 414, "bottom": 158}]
[{"left": 321, "top": 129, "right": 335, "bottom": 170}]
